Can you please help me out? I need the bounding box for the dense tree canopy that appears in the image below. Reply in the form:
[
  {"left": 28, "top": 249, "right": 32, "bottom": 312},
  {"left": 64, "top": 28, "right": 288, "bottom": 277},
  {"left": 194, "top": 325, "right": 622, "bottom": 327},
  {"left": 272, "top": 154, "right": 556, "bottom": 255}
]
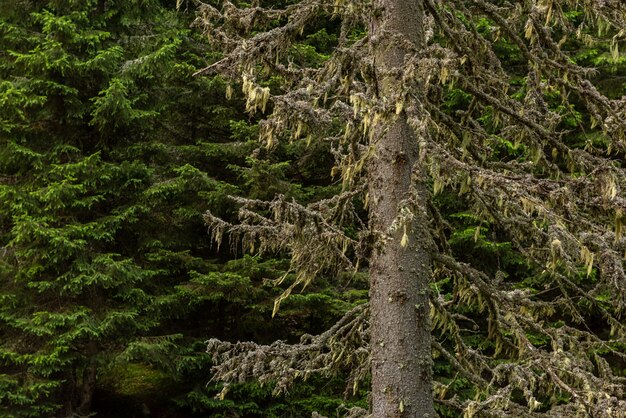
[
  {"left": 0, "top": 1, "right": 216, "bottom": 415},
  {"left": 1, "top": 0, "right": 626, "bottom": 417},
  {"left": 1, "top": 1, "right": 367, "bottom": 416}
]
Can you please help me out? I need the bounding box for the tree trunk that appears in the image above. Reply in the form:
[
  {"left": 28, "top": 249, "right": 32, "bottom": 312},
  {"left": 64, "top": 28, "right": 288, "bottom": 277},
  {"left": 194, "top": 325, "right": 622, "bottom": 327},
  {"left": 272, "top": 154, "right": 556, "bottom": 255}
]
[
  {"left": 368, "top": 0, "right": 434, "bottom": 416},
  {"left": 76, "top": 361, "right": 97, "bottom": 416}
]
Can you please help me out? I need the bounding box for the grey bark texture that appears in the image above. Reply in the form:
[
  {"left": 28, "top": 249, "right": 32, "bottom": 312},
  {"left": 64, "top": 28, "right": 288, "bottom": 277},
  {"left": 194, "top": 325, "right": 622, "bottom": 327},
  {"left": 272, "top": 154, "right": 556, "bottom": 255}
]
[{"left": 368, "top": 0, "right": 434, "bottom": 416}]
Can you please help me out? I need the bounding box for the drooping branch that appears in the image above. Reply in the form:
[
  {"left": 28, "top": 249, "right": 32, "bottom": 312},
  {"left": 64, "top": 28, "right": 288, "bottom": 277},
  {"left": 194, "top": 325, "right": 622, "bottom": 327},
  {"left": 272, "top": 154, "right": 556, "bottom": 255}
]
[
  {"left": 207, "top": 303, "right": 369, "bottom": 396},
  {"left": 434, "top": 253, "right": 626, "bottom": 416},
  {"left": 204, "top": 189, "right": 368, "bottom": 314}
]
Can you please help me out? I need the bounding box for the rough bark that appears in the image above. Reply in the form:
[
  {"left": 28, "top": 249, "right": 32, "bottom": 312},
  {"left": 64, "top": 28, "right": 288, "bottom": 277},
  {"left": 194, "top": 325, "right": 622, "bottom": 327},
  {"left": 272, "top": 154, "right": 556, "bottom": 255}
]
[{"left": 368, "top": 0, "right": 434, "bottom": 416}]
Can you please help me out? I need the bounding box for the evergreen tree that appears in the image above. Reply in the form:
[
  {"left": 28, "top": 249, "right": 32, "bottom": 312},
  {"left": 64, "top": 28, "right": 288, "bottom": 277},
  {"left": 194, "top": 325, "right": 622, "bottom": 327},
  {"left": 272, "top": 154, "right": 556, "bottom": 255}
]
[
  {"left": 0, "top": 1, "right": 237, "bottom": 415},
  {"left": 197, "top": 0, "right": 626, "bottom": 416}
]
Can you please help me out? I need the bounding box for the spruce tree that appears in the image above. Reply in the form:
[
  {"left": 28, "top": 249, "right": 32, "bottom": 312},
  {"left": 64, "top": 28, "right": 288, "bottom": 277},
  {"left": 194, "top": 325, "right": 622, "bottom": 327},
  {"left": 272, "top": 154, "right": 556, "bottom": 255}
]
[
  {"left": 0, "top": 1, "right": 239, "bottom": 415},
  {"left": 198, "top": 0, "right": 626, "bottom": 416}
]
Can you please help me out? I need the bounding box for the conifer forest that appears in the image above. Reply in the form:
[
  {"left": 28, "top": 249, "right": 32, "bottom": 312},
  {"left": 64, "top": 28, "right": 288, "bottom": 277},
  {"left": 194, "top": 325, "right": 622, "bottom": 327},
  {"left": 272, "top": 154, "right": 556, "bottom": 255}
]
[{"left": 1, "top": 0, "right": 626, "bottom": 417}]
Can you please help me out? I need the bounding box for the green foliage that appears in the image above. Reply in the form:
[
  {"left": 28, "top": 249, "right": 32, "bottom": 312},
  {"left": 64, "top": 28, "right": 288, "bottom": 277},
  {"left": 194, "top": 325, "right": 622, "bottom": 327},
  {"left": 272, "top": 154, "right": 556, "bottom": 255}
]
[
  {"left": 90, "top": 78, "right": 157, "bottom": 132},
  {"left": 0, "top": 1, "right": 257, "bottom": 415},
  {"left": 1, "top": 2, "right": 359, "bottom": 416}
]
